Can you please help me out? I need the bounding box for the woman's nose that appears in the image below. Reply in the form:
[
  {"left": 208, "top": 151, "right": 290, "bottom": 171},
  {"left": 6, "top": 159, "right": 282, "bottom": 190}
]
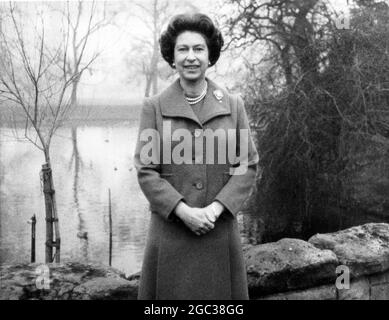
[{"left": 186, "top": 49, "right": 196, "bottom": 61}]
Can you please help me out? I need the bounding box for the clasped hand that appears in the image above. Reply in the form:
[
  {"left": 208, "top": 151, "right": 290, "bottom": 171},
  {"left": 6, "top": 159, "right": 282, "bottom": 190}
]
[{"left": 174, "top": 202, "right": 223, "bottom": 236}]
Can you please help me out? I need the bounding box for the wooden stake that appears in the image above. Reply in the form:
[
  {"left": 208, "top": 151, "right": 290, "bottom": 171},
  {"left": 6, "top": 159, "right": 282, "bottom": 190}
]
[
  {"left": 50, "top": 170, "right": 61, "bottom": 263},
  {"left": 41, "top": 163, "right": 61, "bottom": 263},
  {"left": 109, "top": 188, "right": 112, "bottom": 266},
  {"left": 42, "top": 164, "right": 53, "bottom": 263},
  {"left": 30, "top": 214, "right": 36, "bottom": 263}
]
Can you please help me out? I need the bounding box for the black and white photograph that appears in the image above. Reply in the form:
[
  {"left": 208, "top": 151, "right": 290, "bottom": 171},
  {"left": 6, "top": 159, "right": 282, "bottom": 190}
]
[{"left": 1, "top": 0, "right": 389, "bottom": 303}]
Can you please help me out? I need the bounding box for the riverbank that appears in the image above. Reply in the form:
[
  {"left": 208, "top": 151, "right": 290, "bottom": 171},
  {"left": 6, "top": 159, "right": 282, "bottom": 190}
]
[
  {"left": 0, "top": 103, "right": 142, "bottom": 127},
  {"left": 1, "top": 222, "right": 389, "bottom": 300}
]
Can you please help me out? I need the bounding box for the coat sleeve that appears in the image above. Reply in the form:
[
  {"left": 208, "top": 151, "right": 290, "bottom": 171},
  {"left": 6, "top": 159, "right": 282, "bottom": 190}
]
[
  {"left": 133, "top": 98, "right": 185, "bottom": 221},
  {"left": 214, "top": 95, "right": 259, "bottom": 217}
]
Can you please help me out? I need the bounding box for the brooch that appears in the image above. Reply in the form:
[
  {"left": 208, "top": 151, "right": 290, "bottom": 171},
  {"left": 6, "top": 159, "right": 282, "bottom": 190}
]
[{"left": 213, "top": 89, "right": 223, "bottom": 102}]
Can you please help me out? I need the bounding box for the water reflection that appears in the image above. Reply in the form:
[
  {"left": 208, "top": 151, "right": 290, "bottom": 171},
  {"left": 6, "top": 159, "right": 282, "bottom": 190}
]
[
  {"left": 69, "top": 125, "right": 89, "bottom": 262},
  {"left": 0, "top": 122, "right": 264, "bottom": 276},
  {"left": 0, "top": 122, "right": 151, "bottom": 275}
]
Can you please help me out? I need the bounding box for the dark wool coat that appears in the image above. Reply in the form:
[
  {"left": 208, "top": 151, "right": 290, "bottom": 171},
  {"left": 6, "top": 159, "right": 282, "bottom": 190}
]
[{"left": 134, "top": 77, "right": 259, "bottom": 300}]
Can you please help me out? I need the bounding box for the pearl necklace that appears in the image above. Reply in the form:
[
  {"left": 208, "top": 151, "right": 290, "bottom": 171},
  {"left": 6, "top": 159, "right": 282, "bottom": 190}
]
[{"left": 185, "top": 81, "right": 208, "bottom": 105}]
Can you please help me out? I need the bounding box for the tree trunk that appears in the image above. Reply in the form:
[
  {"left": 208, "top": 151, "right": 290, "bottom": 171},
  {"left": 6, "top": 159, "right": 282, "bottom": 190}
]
[
  {"left": 145, "top": 74, "right": 152, "bottom": 97},
  {"left": 291, "top": 1, "right": 319, "bottom": 85},
  {"left": 280, "top": 44, "right": 293, "bottom": 90},
  {"left": 152, "top": 70, "right": 158, "bottom": 95},
  {"left": 71, "top": 76, "right": 80, "bottom": 107},
  {"left": 42, "top": 150, "right": 61, "bottom": 263}
]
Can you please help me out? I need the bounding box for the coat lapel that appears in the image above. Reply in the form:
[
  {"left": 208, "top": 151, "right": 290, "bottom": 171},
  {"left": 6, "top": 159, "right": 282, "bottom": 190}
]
[
  {"left": 159, "top": 77, "right": 231, "bottom": 127},
  {"left": 200, "top": 78, "right": 231, "bottom": 125}
]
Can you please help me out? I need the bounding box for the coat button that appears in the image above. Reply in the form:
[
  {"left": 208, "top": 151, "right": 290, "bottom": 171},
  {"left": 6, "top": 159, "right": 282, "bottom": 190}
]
[
  {"left": 195, "top": 181, "right": 204, "bottom": 190},
  {"left": 194, "top": 130, "right": 202, "bottom": 138}
]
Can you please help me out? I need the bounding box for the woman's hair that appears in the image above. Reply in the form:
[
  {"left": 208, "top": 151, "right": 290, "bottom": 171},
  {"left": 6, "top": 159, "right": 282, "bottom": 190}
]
[{"left": 159, "top": 13, "right": 224, "bottom": 68}]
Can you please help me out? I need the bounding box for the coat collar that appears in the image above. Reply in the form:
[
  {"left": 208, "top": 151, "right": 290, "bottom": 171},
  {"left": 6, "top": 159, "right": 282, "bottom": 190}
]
[{"left": 159, "top": 77, "right": 231, "bottom": 127}]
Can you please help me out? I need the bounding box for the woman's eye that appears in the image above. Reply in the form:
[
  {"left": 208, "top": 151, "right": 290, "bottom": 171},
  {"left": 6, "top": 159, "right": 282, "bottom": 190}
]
[{"left": 195, "top": 48, "right": 204, "bottom": 51}]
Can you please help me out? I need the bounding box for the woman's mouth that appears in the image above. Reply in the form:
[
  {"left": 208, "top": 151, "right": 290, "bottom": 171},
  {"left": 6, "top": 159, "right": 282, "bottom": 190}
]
[{"left": 184, "top": 66, "right": 199, "bottom": 70}]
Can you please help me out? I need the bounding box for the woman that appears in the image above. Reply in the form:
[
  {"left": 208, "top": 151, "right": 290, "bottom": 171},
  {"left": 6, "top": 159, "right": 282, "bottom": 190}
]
[{"left": 134, "top": 13, "right": 259, "bottom": 300}]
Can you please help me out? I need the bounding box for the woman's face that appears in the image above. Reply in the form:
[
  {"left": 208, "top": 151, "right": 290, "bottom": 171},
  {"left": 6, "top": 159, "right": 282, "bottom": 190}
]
[{"left": 173, "top": 31, "right": 210, "bottom": 83}]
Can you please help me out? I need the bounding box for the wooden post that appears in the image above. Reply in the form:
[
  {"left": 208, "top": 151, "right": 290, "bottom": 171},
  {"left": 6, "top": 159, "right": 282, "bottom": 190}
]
[
  {"left": 41, "top": 163, "right": 61, "bottom": 263},
  {"left": 109, "top": 188, "right": 112, "bottom": 267},
  {"left": 51, "top": 175, "right": 61, "bottom": 263},
  {"left": 42, "top": 164, "right": 53, "bottom": 263},
  {"left": 29, "top": 214, "right": 36, "bottom": 263}
]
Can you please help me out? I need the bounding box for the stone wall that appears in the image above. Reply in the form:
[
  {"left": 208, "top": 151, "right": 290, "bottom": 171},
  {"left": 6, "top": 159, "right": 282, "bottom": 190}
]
[
  {"left": 1, "top": 223, "right": 388, "bottom": 300},
  {"left": 0, "top": 262, "right": 139, "bottom": 300},
  {"left": 248, "top": 223, "right": 389, "bottom": 300}
]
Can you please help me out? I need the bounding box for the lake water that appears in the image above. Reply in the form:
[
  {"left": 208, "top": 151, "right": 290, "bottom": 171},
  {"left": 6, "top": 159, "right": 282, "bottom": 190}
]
[{"left": 0, "top": 120, "right": 261, "bottom": 276}]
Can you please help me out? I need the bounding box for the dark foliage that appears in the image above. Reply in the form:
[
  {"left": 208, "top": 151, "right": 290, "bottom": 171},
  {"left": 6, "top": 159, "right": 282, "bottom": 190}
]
[{"left": 224, "top": 0, "right": 389, "bottom": 241}]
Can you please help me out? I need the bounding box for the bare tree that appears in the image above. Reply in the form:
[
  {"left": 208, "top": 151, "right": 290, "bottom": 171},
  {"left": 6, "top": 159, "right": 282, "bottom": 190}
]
[
  {"left": 123, "top": 0, "right": 198, "bottom": 97},
  {"left": 52, "top": 0, "right": 118, "bottom": 107},
  {"left": 0, "top": 2, "right": 102, "bottom": 262}
]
